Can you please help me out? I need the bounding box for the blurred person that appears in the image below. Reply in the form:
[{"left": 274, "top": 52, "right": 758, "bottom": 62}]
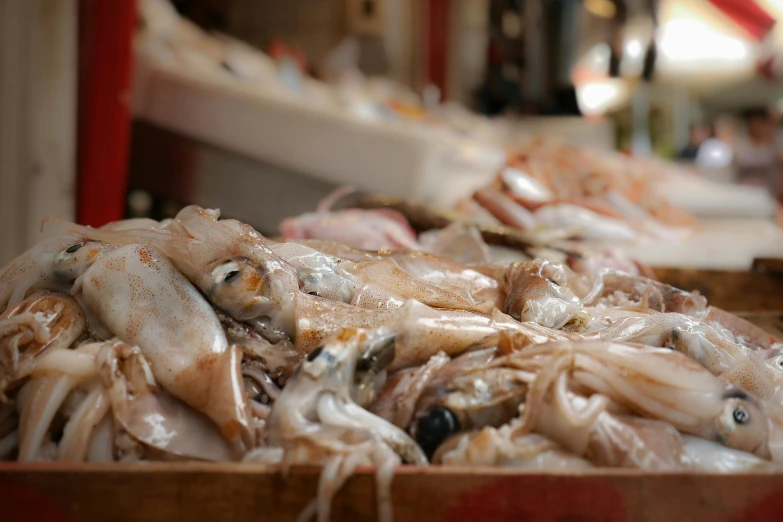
[
  {"left": 772, "top": 108, "right": 783, "bottom": 147},
  {"left": 734, "top": 108, "right": 783, "bottom": 226},
  {"left": 678, "top": 124, "right": 709, "bottom": 160},
  {"left": 735, "top": 108, "right": 782, "bottom": 193},
  {"left": 695, "top": 117, "right": 735, "bottom": 169},
  {"left": 771, "top": 108, "right": 783, "bottom": 227}
]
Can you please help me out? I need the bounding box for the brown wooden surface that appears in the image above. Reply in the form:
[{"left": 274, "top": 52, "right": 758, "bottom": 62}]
[
  {"left": 2, "top": 463, "right": 783, "bottom": 522},
  {"left": 738, "top": 312, "right": 783, "bottom": 339},
  {"left": 753, "top": 258, "right": 783, "bottom": 276},
  {"left": 654, "top": 267, "right": 783, "bottom": 312}
]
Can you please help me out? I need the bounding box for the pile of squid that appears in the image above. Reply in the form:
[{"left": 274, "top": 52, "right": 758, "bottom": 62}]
[
  {"left": 2, "top": 204, "right": 782, "bottom": 522},
  {"left": 454, "top": 137, "right": 700, "bottom": 243}
]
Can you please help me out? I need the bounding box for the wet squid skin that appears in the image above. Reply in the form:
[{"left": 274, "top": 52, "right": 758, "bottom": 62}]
[
  {"left": 702, "top": 306, "right": 782, "bottom": 351},
  {"left": 10, "top": 340, "right": 233, "bottom": 462},
  {"left": 279, "top": 186, "right": 420, "bottom": 252},
  {"left": 0, "top": 292, "right": 87, "bottom": 398},
  {"left": 0, "top": 235, "right": 111, "bottom": 313},
  {"left": 434, "top": 427, "right": 594, "bottom": 469},
  {"left": 273, "top": 241, "right": 495, "bottom": 313},
  {"left": 588, "top": 312, "right": 783, "bottom": 403},
  {"left": 60, "top": 207, "right": 497, "bottom": 338},
  {"left": 57, "top": 207, "right": 303, "bottom": 338},
  {"left": 295, "top": 294, "right": 513, "bottom": 372},
  {"left": 73, "top": 243, "right": 253, "bottom": 452},
  {"left": 585, "top": 270, "right": 708, "bottom": 316},
  {"left": 265, "top": 328, "right": 425, "bottom": 522},
  {"left": 502, "top": 260, "right": 590, "bottom": 329},
  {"left": 289, "top": 238, "right": 503, "bottom": 310},
  {"left": 6, "top": 204, "right": 783, "bottom": 522},
  {"left": 412, "top": 340, "right": 782, "bottom": 469},
  {"left": 399, "top": 346, "right": 688, "bottom": 470},
  {"left": 499, "top": 259, "right": 712, "bottom": 329},
  {"left": 507, "top": 341, "right": 773, "bottom": 459},
  {"left": 410, "top": 364, "right": 529, "bottom": 459}
]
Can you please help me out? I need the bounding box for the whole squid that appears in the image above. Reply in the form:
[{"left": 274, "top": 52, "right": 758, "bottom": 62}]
[
  {"left": 0, "top": 235, "right": 110, "bottom": 312},
  {"left": 55, "top": 207, "right": 303, "bottom": 338},
  {"left": 0, "top": 292, "right": 87, "bottom": 397},
  {"left": 510, "top": 341, "right": 773, "bottom": 459},
  {"left": 265, "top": 328, "right": 426, "bottom": 522},
  {"left": 14, "top": 340, "right": 233, "bottom": 462},
  {"left": 73, "top": 243, "right": 252, "bottom": 452},
  {"left": 592, "top": 312, "right": 783, "bottom": 402}
]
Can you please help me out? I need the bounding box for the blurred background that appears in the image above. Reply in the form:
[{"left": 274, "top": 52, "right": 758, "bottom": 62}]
[{"left": 2, "top": 0, "right": 783, "bottom": 267}]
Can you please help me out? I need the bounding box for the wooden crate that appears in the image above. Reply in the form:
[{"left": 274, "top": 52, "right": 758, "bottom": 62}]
[
  {"left": 3, "top": 264, "right": 783, "bottom": 521},
  {"left": 654, "top": 265, "right": 783, "bottom": 313},
  {"left": 3, "top": 463, "right": 783, "bottom": 521}
]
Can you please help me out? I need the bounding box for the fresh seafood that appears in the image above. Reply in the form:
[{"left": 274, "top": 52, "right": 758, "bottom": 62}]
[
  {"left": 589, "top": 312, "right": 783, "bottom": 402},
  {"left": 0, "top": 293, "right": 87, "bottom": 397},
  {"left": 295, "top": 295, "right": 500, "bottom": 370},
  {"left": 586, "top": 270, "right": 708, "bottom": 316},
  {"left": 74, "top": 243, "right": 252, "bottom": 452},
  {"left": 97, "top": 340, "right": 234, "bottom": 461},
  {"left": 566, "top": 247, "right": 656, "bottom": 280},
  {"left": 434, "top": 427, "right": 593, "bottom": 469},
  {"left": 497, "top": 137, "right": 699, "bottom": 230},
  {"left": 288, "top": 239, "right": 502, "bottom": 310},
  {"left": 3, "top": 201, "right": 782, "bottom": 522},
  {"left": 499, "top": 166, "right": 555, "bottom": 204},
  {"left": 54, "top": 207, "right": 303, "bottom": 337},
  {"left": 681, "top": 434, "right": 779, "bottom": 472},
  {"left": 474, "top": 187, "right": 537, "bottom": 231},
  {"left": 12, "top": 340, "right": 233, "bottom": 462},
  {"left": 264, "top": 328, "right": 426, "bottom": 522},
  {"left": 16, "top": 342, "right": 111, "bottom": 462},
  {"left": 509, "top": 341, "right": 772, "bottom": 458},
  {"left": 417, "top": 221, "right": 493, "bottom": 265},
  {"left": 503, "top": 260, "right": 590, "bottom": 328},
  {"left": 534, "top": 204, "right": 638, "bottom": 242},
  {"left": 411, "top": 363, "right": 528, "bottom": 458},
  {"left": 279, "top": 187, "right": 419, "bottom": 250},
  {"left": 0, "top": 235, "right": 109, "bottom": 312}
]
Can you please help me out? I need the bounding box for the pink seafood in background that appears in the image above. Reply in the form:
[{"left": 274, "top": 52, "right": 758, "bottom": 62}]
[
  {"left": 534, "top": 204, "right": 638, "bottom": 242},
  {"left": 279, "top": 186, "right": 419, "bottom": 250},
  {"left": 473, "top": 187, "right": 538, "bottom": 231},
  {"left": 498, "top": 166, "right": 555, "bottom": 204},
  {"left": 566, "top": 247, "right": 657, "bottom": 280}
]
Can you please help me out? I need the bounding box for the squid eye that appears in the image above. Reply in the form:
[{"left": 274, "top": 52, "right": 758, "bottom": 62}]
[
  {"left": 547, "top": 278, "right": 559, "bottom": 286},
  {"left": 224, "top": 270, "right": 240, "bottom": 283},
  {"left": 733, "top": 406, "right": 750, "bottom": 425},
  {"left": 65, "top": 243, "right": 83, "bottom": 254},
  {"left": 242, "top": 377, "right": 265, "bottom": 403},
  {"left": 307, "top": 347, "right": 324, "bottom": 362},
  {"left": 308, "top": 291, "right": 320, "bottom": 296},
  {"left": 776, "top": 357, "right": 783, "bottom": 369},
  {"left": 357, "top": 340, "right": 396, "bottom": 374},
  {"left": 415, "top": 406, "right": 460, "bottom": 459}
]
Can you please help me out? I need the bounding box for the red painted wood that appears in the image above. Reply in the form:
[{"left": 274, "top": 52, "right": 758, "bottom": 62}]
[
  {"left": 77, "top": 0, "right": 136, "bottom": 227},
  {"left": 708, "top": 0, "right": 776, "bottom": 41},
  {"left": 423, "top": 0, "right": 452, "bottom": 100},
  {"left": 441, "top": 475, "right": 627, "bottom": 522}
]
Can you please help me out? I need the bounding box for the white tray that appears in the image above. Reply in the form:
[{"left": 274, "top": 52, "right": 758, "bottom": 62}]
[
  {"left": 132, "top": 57, "right": 451, "bottom": 200},
  {"left": 656, "top": 177, "right": 778, "bottom": 219},
  {"left": 606, "top": 219, "right": 783, "bottom": 270}
]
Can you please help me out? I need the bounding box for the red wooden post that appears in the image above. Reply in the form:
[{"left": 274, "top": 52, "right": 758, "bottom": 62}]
[
  {"left": 77, "top": 0, "right": 136, "bottom": 227},
  {"left": 707, "top": 0, "right": 775, "bottom": 41},
  {"left": 422, "top": 0, "right": 452, "bottom": 100}
]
